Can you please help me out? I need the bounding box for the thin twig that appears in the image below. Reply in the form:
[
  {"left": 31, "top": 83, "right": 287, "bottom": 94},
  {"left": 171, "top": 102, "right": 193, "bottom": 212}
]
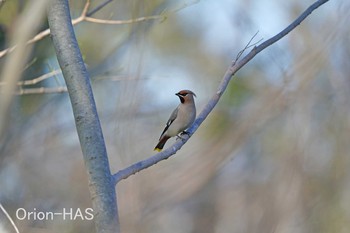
[
  {"left": 17, "top": 86, "right": 67, "bottom": 95},
  {"left": 112, "top": 0, "right": 330, "bottom": 184},
  {"left": 0, "top": 203, "right": 20, "bottom": 233},
  {"left": 0, "top": 0, "right": 198, "bottom": 59},
  {"left": 81, "top": 0, "right": 90, "bottom": 16},
  {"left": 87, "top": 0, "right": 113, "bottom": 17},
  {"left": 21, "top": 70, "right": 61, "bottom": 86},
  {"left": 85, "top": 0, "right": 199, "bottom": 25},
  {"left": 235, "top": 31, "right": 261, "bottom": 63},
  {"left": 84, "top": 15, "right": 165, "bottom": 25},
  {"left": 0, "top": 69, "right": 62, "bottom": 86}
]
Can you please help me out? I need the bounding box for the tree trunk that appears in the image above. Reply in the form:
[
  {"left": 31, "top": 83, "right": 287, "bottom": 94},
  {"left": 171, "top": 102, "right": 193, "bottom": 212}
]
[{"left": 47, "top": 0, "right": 120, "bottom": 232}]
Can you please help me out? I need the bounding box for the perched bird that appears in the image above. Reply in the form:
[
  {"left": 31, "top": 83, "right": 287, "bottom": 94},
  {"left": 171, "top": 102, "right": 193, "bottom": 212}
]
[{"left": 154, "top": 90, "right": 197, "bottom": 152}]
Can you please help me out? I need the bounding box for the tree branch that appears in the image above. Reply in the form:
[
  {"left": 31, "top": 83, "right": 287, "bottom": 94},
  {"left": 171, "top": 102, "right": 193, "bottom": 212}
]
[
  {"left": 47, "top": 0, "right": 119, "bottom": 232},
  {"left": 16, "top": 86, "right": 67, "bottom": 95},
  {"left": 0, "top": 203, "right": 19, "bottom": 233},
  {"left": 0, "top": 0, "right": 48, "bottom": 143},
  {"left": 0, "top": 0, "right": 198, "bottom": 59},
  {"left": 0, "top": 69, "right": 62, "bottom": 86},
  {"left": 84, "top": 14, "right": 165, "bottom": 25},
  {"left": 86, "top": 0, "right": 114, "bottom": 17},
  {"left": 112, "top": 0, "right": 330, "bottom": 185}
]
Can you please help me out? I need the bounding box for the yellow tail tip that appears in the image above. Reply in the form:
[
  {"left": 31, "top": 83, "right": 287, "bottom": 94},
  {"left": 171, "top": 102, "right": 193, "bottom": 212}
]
[{"left": 154, "top": 148, "right": 162, "bottom": 152}]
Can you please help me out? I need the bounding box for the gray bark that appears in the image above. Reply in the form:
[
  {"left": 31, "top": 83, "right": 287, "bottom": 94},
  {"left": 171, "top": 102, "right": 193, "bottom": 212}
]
[{"left": 47, "top": 0, "right": 120, "bottom": 232}]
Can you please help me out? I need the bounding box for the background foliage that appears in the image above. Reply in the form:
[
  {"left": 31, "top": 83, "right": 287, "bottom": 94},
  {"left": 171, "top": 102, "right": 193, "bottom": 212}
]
[{"left": 0, "top": 0, "right": 350, "bottom": 232}]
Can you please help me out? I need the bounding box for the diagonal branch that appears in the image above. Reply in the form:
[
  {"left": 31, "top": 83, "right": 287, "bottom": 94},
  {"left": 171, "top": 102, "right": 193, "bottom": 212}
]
[
  {"left": 86, "top": 0, "right": 114, "bottom": 17},
  {"left": 0, "top": 203, "right": 19, "bottom": 233},
  {"left": 112, "top": 0, "right": 330, "bottom": 185}
]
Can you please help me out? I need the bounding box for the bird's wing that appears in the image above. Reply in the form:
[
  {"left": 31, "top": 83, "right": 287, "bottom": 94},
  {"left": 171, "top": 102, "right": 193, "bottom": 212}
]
[{"left": 159, "top": 107, "right": 178, "bottom": 139}]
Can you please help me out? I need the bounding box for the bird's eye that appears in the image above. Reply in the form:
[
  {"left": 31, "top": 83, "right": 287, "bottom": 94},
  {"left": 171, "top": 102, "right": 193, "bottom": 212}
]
[{"left": 183, "top": 93, "right": 188, "bottom": 96}]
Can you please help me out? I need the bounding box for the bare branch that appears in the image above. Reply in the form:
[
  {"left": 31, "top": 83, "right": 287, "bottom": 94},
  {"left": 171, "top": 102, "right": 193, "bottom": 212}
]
[
  {"left": 81, "top": 0, "right": 90, "bottom": 16},
  {"left": 234, "top": 31, "right": 262, "bottom": 62},
  {"left": 0, "top": 203, "right": 20, "bottom": 233},
  {"left": 21, "top": 70, "right": 62, "bottom": 85},
  {"left": 84, "top": 0, "right": 199, "bottom": 25},
  {"left": 87, "top": 0, "right": 113, "bottom": 17},
  {"left": 0, "top": 69, "right": 62, "bottom": 86},
  {"left": 0, "top": 0, "right": 48, "bottom": 141},
  {"left": 112, "top": 0, "right": 330, "bottom": 185},
  {"left": 0, "top": 1, "right": 90, "bottom": 61},
  {"left": 0, "top": 0, "right": 198, "bottom": 59},
  {"left": 84, "top": 15, "right": 165, "bottom": 25},
  {"left": 0, "top": 69, "right": 64, "bottom": 95},
  {"left": 17, "top": 87, "right": 67, "bottom": 95}
]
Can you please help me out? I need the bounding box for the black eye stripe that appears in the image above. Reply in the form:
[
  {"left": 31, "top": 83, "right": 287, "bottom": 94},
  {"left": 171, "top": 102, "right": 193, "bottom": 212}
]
[{"left": 179, "top": 96, "right": 185, "bottom": 103}]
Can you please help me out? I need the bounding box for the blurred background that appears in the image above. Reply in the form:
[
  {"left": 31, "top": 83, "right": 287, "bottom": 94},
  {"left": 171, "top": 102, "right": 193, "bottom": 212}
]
[{"left": 1, "top": 0, "right": 350, "bottom": 232}]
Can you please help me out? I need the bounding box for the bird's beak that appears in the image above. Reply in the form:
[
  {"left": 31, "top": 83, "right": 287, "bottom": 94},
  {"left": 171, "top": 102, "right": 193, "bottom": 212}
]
[{"left": 175, "top": 92, "right": 180, "bottom": 96}]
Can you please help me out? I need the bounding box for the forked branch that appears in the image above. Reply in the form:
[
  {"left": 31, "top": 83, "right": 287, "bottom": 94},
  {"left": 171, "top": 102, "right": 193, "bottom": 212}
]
[{"left": 112, "top": 0, "right": 330, "bottom": 185}]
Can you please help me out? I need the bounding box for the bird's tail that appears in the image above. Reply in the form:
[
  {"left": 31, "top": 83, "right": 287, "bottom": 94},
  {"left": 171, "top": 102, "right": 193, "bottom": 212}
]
[{"left": 154, "top": 135, "right": 170, "bottom": 152}]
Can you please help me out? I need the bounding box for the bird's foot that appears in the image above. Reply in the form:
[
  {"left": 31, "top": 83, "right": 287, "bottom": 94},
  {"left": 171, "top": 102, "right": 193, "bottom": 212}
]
[
  {"left": 176, "top": 131, "right": 190, "bottom": 141},
  {"left": 181, "top": 130, "right": 190, "bottom": 136}
]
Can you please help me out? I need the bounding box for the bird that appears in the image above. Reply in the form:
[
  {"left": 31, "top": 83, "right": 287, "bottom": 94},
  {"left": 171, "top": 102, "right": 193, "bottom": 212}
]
[{"left": 154, "top": 90, "right": 197, "bottom": 152}]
